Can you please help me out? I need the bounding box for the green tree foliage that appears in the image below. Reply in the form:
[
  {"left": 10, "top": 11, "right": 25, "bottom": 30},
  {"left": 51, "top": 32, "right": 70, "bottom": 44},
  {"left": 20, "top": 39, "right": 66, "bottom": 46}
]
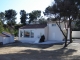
[
  {"left": 20, "top": 10, "right": 28, "bottom": 25},
  {"left": 44, "top": 0, "right": 80, "bottom": 47},
  {"left": 0, "top": 12, "right": 10, "bottom": 33},
  {"left": 5, "top": 9, "right": 17, "bottom": 26},
  {"left": 0, "top": 19, "right": 4, "bottom": 33},
  {"left": 0, "top": 10, "right": 18, "bottom": 36},
  {"left": 0, "top": 12, "right": 5, "bottom": 24},
  {"left": 75, "top": 20, "right": 80, "bottom": 30},
  {"left": 39, "top": 17, "right": 47, "bottom": 24},
  {"left": 5, "top": 9, "right": 17, "bottom": 34},
  {"left": 29, "top": 10, "right": 41, "bottom": 23}
]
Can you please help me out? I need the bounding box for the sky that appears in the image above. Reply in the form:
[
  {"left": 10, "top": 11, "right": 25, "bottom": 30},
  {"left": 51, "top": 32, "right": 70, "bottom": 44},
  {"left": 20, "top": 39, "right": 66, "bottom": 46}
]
[{"left": 0, "top": 0, "right": 54, "bottom": 23}]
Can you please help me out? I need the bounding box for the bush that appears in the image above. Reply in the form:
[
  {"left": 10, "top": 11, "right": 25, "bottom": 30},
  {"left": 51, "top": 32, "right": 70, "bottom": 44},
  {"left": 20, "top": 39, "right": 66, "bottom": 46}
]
[{"left": 39, "top": 35, "right": 45, "bottom": 42}]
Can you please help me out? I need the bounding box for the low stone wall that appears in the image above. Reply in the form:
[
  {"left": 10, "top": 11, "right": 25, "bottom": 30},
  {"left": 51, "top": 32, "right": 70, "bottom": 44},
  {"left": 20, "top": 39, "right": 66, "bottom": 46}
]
[{"left": 72, "top": 31, "right": 80, "bottom": 38}]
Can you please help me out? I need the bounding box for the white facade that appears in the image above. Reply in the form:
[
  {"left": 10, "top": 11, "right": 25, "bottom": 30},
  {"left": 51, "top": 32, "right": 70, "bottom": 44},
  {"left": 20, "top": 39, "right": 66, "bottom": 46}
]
[
  {"left": 2, "top": 37, "right": 10, "bottom": 44},
  {"left": 19, "top": 28, "right": 46, "bottom": 43},
  {"left": 19, "top": 22, "right": 65, "bottom": 43},
  {"left": 72, "top": 31, "right": 80, "bottom": 38},
  {"left": 2, "top": 32, "right": 14, "bottom": 43},
  {"left": 0, "top": 32, "right": 14, "bottom": 45},
  {"left": 47, "top": 23, "right": 64, "bottom": 41},
  {"left": 0, "top": 35, "right": 10, "bottom": 44}
]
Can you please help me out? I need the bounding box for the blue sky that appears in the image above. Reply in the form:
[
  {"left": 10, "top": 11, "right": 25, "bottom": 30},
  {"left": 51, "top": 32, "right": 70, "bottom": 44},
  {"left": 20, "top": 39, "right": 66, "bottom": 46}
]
[{"left": 0, "top": 0, "right": 53, "bottom": 23}]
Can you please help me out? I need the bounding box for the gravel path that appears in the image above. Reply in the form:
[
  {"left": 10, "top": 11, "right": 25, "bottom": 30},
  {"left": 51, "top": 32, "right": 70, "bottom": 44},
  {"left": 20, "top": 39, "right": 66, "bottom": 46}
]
[{"left": 0, "top": 42, "right": 80, "bottom": 60}]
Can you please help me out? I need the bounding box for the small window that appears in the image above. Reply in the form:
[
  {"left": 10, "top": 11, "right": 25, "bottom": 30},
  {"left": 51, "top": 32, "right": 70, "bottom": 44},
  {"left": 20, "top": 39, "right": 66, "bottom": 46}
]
[
  {"left": 20, "top": 31, "right": 23, "bottom": 37},
  {"left": 52, "top": 24, "right": 56, "bottom": 26},
  {"left": 24, "top": 31, "right": 30, "bottom": 37},
  {"left": 31, "top": 31, "right": 34, "bottom": 38}
]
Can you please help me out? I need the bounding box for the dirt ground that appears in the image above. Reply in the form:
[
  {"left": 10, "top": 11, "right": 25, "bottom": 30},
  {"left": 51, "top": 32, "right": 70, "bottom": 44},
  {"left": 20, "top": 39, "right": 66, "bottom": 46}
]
[{"left": 0, "top": 41, "right": 80, "bottom": 60}]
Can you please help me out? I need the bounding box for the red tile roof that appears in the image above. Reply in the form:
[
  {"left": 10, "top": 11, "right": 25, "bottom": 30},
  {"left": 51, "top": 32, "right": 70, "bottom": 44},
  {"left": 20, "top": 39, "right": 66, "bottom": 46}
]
[
  {"left": 20, "top": 24, "right": 47, "bottom": 29},
  {"left": 2, "top": 32, "right": 13, "bottom": 35},
  {"left": 0, "top": 33, "right": 10, "bottom": 37}
]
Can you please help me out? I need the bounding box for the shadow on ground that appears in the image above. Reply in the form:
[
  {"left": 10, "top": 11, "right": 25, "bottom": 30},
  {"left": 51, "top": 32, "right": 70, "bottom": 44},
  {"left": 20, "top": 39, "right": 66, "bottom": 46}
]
[
  {"left": 0, "top": 47, "right": 79, "bottom": 60},
  {"left": 1, "top": 41, "right": 64, "bottom": 49},
  {"left": 0, "top": 40, "right": 80, "bottom": 60}
]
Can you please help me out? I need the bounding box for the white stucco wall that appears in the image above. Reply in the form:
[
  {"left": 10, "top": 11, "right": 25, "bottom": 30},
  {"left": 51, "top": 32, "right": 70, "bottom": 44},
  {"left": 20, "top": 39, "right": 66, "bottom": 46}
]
[
  {"left": 19, "top": 22, "right": 65, "bottom": 43},
  {"left": 19, "top": 28, "right": 45, "bottom": 43},
  {"left": 0, "top": 36, "right": 10, "bottom": 44},
  {"left": 48, "top": 23, "right": 64, "bottom": 41},
  {"left": 72, "top": 31, "right": 80, "bottom": 38},
  {"left": 2, "top": 32, "right": 14, "bottom": 43},
  {"left": 44, "top": 27, "right": 48, "bottom": 41},
  {"left": 60, "top": 22, "right": 66, "bottom": 29},
  {"left": 9, "top": 36, "right": 14, "bottom": 43},
  {"left": 0, "top": 36, "right": 3, "bottom": 42},
  {"left": 2, "top": 37, "right": 10, "bottom": 44}
]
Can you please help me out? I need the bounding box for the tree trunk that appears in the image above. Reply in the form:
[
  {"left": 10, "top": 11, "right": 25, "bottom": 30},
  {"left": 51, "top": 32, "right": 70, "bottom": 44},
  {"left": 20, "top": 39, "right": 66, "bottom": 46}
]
[
  {"left": 56, "top": 22, "right": 67, "bottom": 47},
  {"left": 64, "top": 36, "right": 67, "bottom": 47},
  {"left": 69, "top": 19, "right": 72, "bottom": 43},
  {"left": 70, "top": 27, "right": 72, "bottom": 43}
]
